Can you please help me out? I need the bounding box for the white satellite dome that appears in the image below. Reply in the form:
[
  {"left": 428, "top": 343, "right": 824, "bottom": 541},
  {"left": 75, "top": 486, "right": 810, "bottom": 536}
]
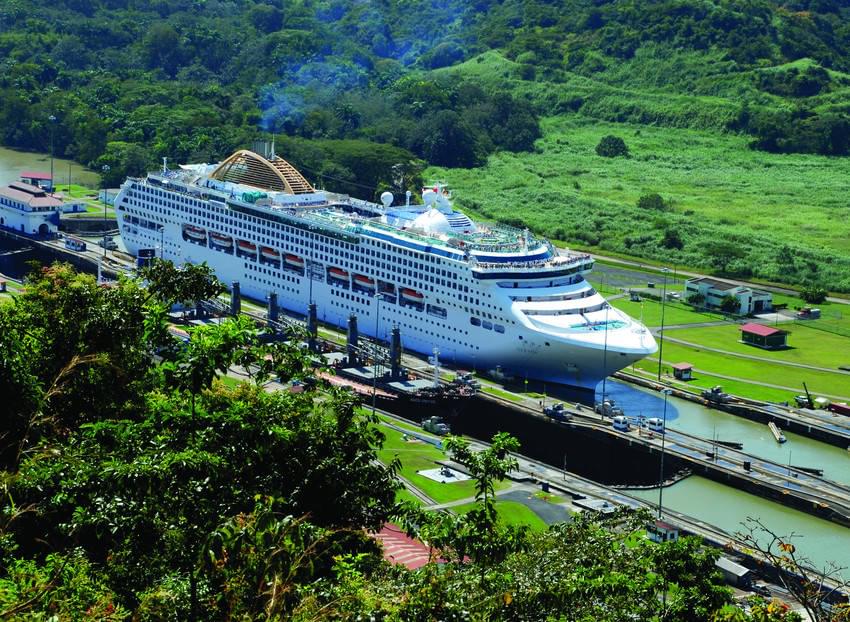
[
  {"left": 412, "top": 208, "right": 452, "bottom": 235},
  {"left": 380, "top": 191, "right": 393, "bottom": 208}
]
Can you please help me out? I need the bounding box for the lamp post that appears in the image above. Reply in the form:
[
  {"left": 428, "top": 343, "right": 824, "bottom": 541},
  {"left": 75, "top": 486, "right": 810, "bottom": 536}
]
[
  {"left": 657, "top": 388, "right": 673, "bottom": 519},
  {"left": 656, "top": 267, "right": 671, "bottom": 381},
  {"left": 48, "top": 115, "right": 56, "bottom": 193},
  {"left": 101, "top": 164, "right": 110, "bottom": 257}
]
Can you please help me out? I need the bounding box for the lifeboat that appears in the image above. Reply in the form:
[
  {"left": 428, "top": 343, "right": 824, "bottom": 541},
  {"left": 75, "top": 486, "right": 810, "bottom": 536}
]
[
  {"left": 328, "top": 267, "right": 349, "bottom": 281},
  {"left": 183, "top": 225, "right": 206, "bottom": 242},
  {"left": 353, "top": 274, "right": 375, "bottom": 288},
  {"left": 209, "top": 232, "right": 233, "bottom": 248},
  {"left": 260, "top": 246, "right": 280, "bottom": 261},
  {"left": 400, "top": 287, "right": 425, "bottom": 303},
  {"left": 284, "top": 254, "right": 304, "bottom": 268},
  {"left": 237, "top": 239, "right": 257, "bottom": 253}
]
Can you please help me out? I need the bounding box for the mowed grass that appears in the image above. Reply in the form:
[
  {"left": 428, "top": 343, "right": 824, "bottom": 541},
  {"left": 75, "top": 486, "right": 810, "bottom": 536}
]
[
  {"left": 654, "top": 341, "right": 850, "bottom": 399},
  {"left": 630, "top": 360, "right": 798, "bottom": 403},
  {"left": 609, "top": 297, "right": 727, "bottom": 328},
  {"left": 452, "top": 500, "right": 549, "bottom": 532},
  {"left": 668, "top": 323, "right": 850, "bottom": 370},
  {"left": 376, "top": 424, "right": 510, "bottom": 504}
]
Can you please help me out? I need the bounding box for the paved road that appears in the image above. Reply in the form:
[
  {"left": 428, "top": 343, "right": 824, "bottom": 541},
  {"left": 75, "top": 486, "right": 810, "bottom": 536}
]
[{"left": 583, "top": 250, "right": 850, "bottom": 306}]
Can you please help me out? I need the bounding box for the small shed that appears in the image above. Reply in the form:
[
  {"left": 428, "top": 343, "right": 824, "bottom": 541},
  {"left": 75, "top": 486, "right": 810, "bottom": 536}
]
[
  {"left": 671, "top": 362, "right": 693, "bottom": 381},
  {"left": 647, "top": 520, "right": 679, "bottom": 543},
  {"left": 715, "top": 556, "right": 753, "bottom": 588},
  {"left": 740, "top": 323, "right": 788, "bottom": 350}
]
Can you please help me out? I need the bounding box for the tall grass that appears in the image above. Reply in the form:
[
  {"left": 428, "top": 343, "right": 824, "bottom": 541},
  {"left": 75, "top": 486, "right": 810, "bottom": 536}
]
[{"left": 429, "top": 115, "right": 850, "bottom": 291}]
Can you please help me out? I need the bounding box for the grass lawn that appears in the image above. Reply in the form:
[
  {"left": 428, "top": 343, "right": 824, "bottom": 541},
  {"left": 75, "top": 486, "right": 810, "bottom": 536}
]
[
  {"left": 453, "top": 500, "right": 549, "bottom": 532},
  {"left": 610, "top": 297, "right": 726, "bottom": 328},
  {"left": 480, "top": 385, "right": 527, "bottom": 403},
  {"left": 649, "top": 340, "right": 850, "bottom": 399},
  {"left": 533, "top": 491, "right": 566, "bottom": 504},
  {"left": 54, "top": 183, "right": 98, "bottom": 196},
  {"left": 217, "top": 375, "right": 244, "bottom": 389},
  {"left": 630, "top": 362, "right": 794, "bottom": 403},
  {"left": 395, "top": 488, "right": 421, "bottom": 505},
  {"left": 377, "top": 425, "right": 482, "bottom": 504},
  {"left": 668, "top": 323, "right": 850, "bottom": 370}
]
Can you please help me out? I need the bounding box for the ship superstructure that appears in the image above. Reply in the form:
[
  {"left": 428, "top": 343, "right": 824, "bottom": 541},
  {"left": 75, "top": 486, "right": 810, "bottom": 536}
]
[{"left": 114, "top": 149, "right": 656, "bottom": 389}]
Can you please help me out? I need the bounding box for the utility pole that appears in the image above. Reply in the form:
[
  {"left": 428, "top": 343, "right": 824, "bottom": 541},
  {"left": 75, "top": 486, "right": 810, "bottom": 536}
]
[
  {"left": 656, "top": 267, "right": 671, "bottom": 381},
  {"left": 101, "top": 164, "right": 110, "bottom": 258},
  {"left": 48, "top": 115, "right": 56, "bottom": 193}
]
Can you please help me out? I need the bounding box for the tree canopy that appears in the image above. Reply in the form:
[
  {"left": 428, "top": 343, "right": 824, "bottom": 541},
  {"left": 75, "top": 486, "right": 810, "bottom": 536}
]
[{"left": 0, "top": 263, "right": 801, "bottom": 620}]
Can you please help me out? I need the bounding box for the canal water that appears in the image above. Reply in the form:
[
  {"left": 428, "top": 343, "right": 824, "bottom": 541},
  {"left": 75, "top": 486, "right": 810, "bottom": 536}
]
[
  {"left": 598, "top": 379, "right": 850, "bottom": 576},
  {"left": 597, "top": 379, "right": 850, "bottom": 486},
  {"left": 628, "top": 477, "right": 850, "bottom": 575},
  {"left": 0, "top": 146, "right": 99, "bottom": 188}
]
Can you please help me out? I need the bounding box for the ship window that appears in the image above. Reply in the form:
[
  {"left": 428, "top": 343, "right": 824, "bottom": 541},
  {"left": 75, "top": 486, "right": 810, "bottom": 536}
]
[{"left": 470, "top": 317, "right": 481, "bottom": 326}]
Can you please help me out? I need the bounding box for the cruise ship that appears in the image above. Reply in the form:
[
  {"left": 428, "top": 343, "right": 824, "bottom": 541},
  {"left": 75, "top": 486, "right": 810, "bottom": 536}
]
[{"left": 114, "top": 148, "right": 656, "bottom": 389}]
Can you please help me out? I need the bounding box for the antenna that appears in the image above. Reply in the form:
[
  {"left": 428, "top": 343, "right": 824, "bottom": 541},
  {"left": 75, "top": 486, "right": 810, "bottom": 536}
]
[
  {"left": 162, "top": 157, "right": 167, "bottom": 173},
  {"left": 271, "top": 135, "right": 276, "bottom": 160}
]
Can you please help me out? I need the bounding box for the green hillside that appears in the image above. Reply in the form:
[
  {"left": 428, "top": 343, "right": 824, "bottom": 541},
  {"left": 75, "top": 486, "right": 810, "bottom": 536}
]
[{"left": 2, "top": 0, "right": 850, "bottom": 288}]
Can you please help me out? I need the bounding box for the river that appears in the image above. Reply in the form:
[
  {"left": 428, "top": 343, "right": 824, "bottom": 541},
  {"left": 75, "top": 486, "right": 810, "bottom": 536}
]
[{"left": 0, "top": 145, "right": 99, "bottom": 188}]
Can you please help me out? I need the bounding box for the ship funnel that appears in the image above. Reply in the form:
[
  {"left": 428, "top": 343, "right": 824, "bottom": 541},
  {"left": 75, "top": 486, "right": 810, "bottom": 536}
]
[
  {"left": 307, "top": 303, "right": 318, "bottom": 351},
  {"left": 390, "top": 326, "right": 402, "bottom": 380},
  {"left": 230, "top": 281, "right": 241, "bottom": 316},
  {"left": 267, "top": 292, "right": 279, "bottom": 324},
  {"left": 347, "top": 314, "right": 359, "bottom": 366}
]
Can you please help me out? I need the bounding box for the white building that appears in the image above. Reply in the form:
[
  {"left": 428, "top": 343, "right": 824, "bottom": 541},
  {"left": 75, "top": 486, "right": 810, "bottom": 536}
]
[
  {"left": 684, "top": 277, "right": 772, "bottom": 315},
  {"left": 0, "top": 182, "right": 63, "bottom": 237}
]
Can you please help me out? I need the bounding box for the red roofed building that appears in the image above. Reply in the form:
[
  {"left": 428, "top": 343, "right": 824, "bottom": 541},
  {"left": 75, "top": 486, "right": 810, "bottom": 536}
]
[
  {"left": 20, "top": 171, "right": 53, "bottom": 189},
  {"left": 671, "top": 362, "right": 693, "bottom": 380},
  {"left": 740, "top": 323, "right": 788, "bottom": 350},
  {"left": 0, "top": 181, "right": 62, "bottom": 237}
]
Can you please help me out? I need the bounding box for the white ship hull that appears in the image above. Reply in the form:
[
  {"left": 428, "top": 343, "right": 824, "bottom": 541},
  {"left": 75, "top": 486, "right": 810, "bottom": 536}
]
[{"left": 115, "top": 152, "right": 656, "bottom": 390}]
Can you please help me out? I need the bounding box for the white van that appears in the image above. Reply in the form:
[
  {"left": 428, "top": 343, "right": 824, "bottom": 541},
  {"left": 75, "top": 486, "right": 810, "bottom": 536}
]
[
  {"left": 646, "top": 417, "right": 665, "bottom": 433},
  {"left": 612, "top": 416, "right": 630, "bottom": 431}
]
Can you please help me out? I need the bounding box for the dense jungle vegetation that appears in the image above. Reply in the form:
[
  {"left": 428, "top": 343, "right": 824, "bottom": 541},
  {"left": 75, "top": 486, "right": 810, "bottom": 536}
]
[
  {"left": 0, "top": 262, "right": 814, "bottom": 620},
  {"left": 2, "top": 0, "right": 850, "bottom": 288}
]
